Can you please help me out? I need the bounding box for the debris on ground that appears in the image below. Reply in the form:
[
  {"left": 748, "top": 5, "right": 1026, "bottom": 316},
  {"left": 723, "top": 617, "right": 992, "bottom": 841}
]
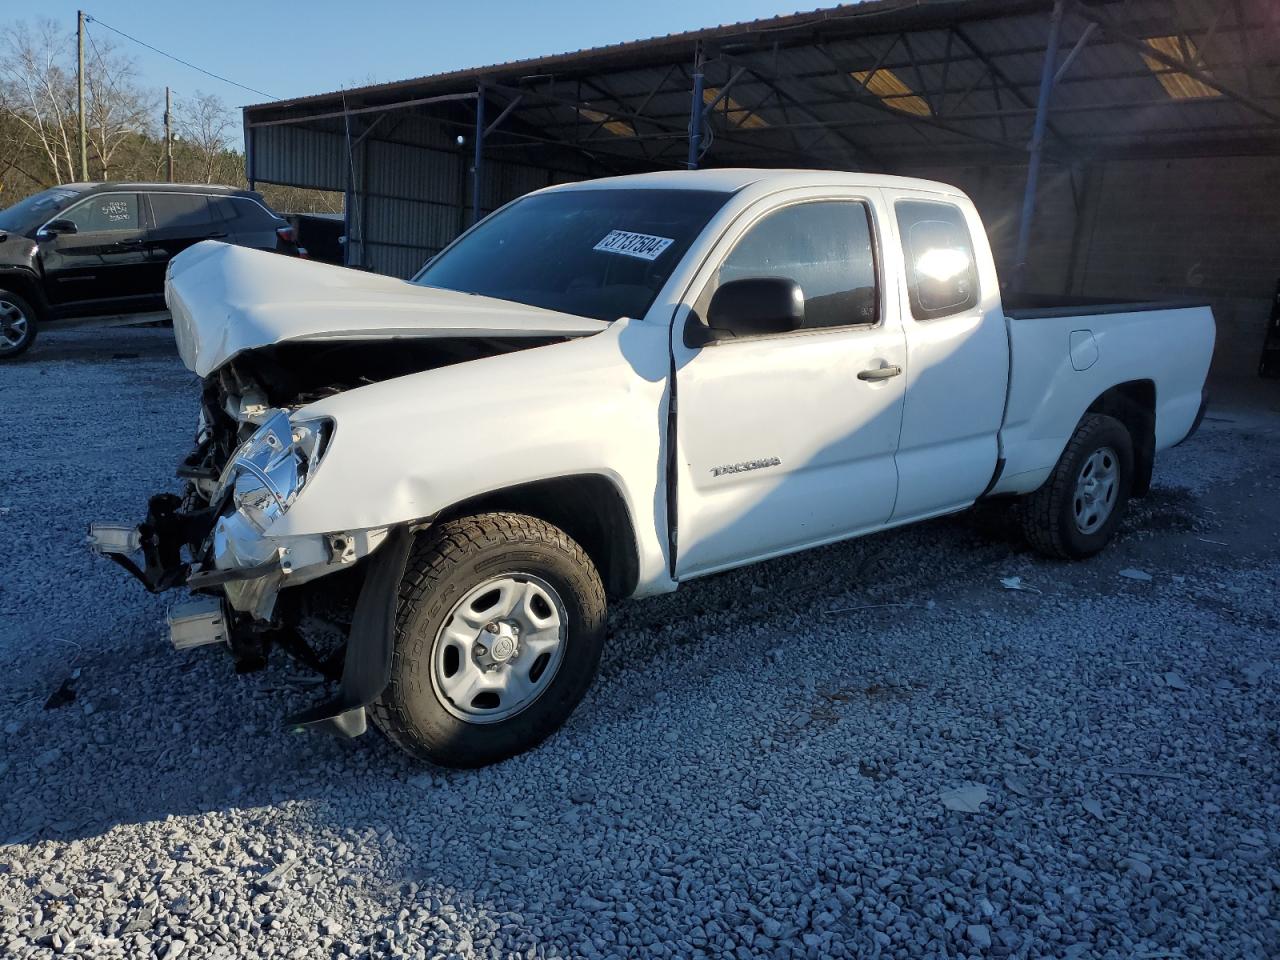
[
  {"left": 999, "top": 576, "right": 1041, "bottom": 593},
  {"left": 940, "top": 783, "right": 989, "bottom": 813},
  {"left": 1118, "top": 568, "right": 1154, "bottom": 581}
]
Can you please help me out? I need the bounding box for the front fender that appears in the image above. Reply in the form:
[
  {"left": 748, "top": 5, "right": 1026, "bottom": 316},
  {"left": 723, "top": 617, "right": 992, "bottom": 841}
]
[{"left": 268, "top": 318, "right": 675, "bottom": 594}]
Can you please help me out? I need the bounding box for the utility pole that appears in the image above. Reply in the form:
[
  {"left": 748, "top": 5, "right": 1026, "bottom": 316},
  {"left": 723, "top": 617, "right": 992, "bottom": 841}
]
[
  {"left": 164, "top": 86, "right": 174, "bottom": 182},
  {"left": 77, "top": 11, "right": 87, "bottom": 180}
]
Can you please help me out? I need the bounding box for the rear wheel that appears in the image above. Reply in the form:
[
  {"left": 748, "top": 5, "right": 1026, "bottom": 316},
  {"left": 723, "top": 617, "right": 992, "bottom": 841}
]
[
  {"left": 1021, "top": 413, "right": 1133, "bottom": 559},
  {"left": 0, "top": 290, "right": 38, "bottom": 359},
  {"left": 369, "top": 512, "right": 606, "bottom": 767}
]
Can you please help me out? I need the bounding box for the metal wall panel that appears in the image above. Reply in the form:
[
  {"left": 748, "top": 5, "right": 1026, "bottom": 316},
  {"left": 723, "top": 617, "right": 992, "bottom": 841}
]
[
  {"left": 252, "top": 111, "right": 601, "bottom": 278},
  {"left": 250, "top": 124, "right": 349, "bottom": 191}
]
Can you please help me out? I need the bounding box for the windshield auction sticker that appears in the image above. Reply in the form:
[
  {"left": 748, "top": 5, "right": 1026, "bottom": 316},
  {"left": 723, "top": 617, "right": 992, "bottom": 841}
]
[{"left": 593, "top": 230, "right": 674, "bottom": 261}]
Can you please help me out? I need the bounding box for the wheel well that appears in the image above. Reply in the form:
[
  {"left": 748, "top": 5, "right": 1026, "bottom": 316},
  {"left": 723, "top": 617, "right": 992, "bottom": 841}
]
[
  {"left": 435, "top": 475, "right": 641, "bottom": 599},
  {"left": 0, "top": 271, "right": 48, "bottom": 318},
  {"left": 1087, "top": 380, "right": 1156, "bottom": 496}
]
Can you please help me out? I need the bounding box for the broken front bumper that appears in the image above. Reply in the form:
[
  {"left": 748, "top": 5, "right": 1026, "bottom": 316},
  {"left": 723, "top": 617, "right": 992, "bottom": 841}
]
[
  {"left": 89, "top": 492, "right": 389, "bottom": 621},
  {"left": 89, "top": 490, "right": 410, "bottom": 737}
]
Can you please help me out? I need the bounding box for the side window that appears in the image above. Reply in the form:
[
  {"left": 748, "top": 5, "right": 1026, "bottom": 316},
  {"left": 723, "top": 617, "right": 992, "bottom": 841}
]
[
  {"left": 716, "top": 200, "right": 879, "bottom": 329},
  {"left": 63, "top": 193, "right": 139, "bottom": 233},
  {"left": 895, "top": 200, "right": 979, "bottom": 321},
  {"left": 149, "top": 193, "right": 214, "bottom": 230},
  {"left": 209, "top": 197, "right": 237, "bottom": 222},
  {"left": 229, "top": 197, "right": 277, "bottom": 228}
]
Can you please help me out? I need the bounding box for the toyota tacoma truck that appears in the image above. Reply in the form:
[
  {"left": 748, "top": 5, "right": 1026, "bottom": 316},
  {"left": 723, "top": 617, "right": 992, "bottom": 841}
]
[{"left": 90, "top": 170, "right": 1214, "bottom": 767}]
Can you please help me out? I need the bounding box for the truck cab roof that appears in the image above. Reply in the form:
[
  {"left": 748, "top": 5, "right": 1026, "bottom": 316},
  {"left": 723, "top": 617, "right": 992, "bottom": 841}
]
[{"left": 541, "top": 168, "right": 967, "bottom": 198}]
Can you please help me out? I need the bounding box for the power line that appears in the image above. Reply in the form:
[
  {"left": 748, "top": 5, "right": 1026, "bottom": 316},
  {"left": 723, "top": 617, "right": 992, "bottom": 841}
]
[
  {"left": 83, "top": 13, "right": 278, "bottom": 101},
  {"left": 83, "top": 25, "right": 127, "bottom": 110}
]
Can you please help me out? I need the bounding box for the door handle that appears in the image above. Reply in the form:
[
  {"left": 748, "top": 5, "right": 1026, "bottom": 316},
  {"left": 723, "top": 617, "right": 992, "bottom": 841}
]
[
  {"left": 858, "top": 364, "right": 902, "bottom": 381},
  {"left": 206, "top": 232, "right": 228, "bottom": 239}
]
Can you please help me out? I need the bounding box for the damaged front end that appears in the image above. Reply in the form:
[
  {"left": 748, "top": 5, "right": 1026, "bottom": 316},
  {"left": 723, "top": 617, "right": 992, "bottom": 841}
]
[{"left": 89, "top": 401, "right": 409, "bottom": 738}]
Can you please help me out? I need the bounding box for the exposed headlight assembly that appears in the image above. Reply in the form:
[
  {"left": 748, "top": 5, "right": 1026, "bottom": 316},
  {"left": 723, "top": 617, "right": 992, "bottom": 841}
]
[{"left": 216, "top": 409, "right": 333, "bottom": 533}]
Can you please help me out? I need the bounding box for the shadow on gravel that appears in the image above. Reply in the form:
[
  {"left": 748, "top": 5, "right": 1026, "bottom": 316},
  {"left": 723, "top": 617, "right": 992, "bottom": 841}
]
[
  {"left": 2, "top": 508, "right": 1014, "bottom": 849},
  {"left": 3, "top": 412, "right": 1278, "bottom": 957},
  {"left": 0, "top": 428, "right": 1226, "bottom": 852},
  {"left": 9, "top": 324, "right": 178, "bottom": 365}
]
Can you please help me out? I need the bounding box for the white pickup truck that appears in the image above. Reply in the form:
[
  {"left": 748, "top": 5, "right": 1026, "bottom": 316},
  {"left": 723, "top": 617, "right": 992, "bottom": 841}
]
[{"left": 91, "top": 170, "right": 1214, "bottom": 767}]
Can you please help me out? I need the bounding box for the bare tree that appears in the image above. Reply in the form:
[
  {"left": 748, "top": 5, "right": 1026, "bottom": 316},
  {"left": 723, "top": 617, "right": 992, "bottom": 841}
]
[
  {"left": 0, "top": 18, "right": 152, "bottom": 184},
  {"left": 82, "top": 33, "right": 153, "bottom": 180},
  {"left": 176, "top": 90, "right": 233, "bottom": 183},
  {"left": 0, "top": 19, "right": 77, "bottom": 185}
]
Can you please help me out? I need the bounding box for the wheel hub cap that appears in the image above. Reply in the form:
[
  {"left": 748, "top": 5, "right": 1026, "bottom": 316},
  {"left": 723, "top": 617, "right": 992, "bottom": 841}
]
[
  {"left": 0, "top": 300, "right": 28, "bottom": 350},
  {"left": 479, "top": 621, "right": 519, "bottom": 665},
  {"left": 1072, "top": 446, "right": 1119, "bottom": 535},
  {"left": 430, "top": 574, "right": 567, "bottom": 724}
]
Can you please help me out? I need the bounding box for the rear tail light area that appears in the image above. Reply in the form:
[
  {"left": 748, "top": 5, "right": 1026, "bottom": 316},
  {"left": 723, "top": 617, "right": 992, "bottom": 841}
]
[{"left": 276, "top": 225, "right": 297, "bottom": 244}]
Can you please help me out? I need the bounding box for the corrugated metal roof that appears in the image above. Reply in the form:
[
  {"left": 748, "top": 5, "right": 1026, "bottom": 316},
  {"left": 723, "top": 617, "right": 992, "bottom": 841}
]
[
  {"left": 245, "top": 0, "right": 1279, "bottom": 168},
  {"left": 244, "top": 0, "right": 1280, "bottom": 277}
]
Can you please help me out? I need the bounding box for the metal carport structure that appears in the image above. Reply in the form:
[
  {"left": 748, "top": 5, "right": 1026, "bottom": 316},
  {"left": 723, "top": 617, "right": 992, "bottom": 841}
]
[{"left": 242, "top": 0, "right": 1280, "bottom": 368}]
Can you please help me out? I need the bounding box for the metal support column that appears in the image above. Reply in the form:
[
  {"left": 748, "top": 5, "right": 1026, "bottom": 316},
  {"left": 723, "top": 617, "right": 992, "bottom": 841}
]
[
  {"left": 471, "top": 83, "right": 486, "bottom": 226},
  {"left": 343, "top": 107, "right": 355, "bottom": 267},
  {"left": 687, "top": 44, "right": 705, "bottom": 170},
  {"left": 243, "top": 116, "right": 255, "bottom": 191},
  {"left": 1013, "top": 0, "right": 1065, "bottom": 292}
]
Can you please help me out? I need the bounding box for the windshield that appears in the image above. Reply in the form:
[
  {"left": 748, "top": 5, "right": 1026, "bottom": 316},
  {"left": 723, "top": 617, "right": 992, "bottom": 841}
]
[
  {"left": 0, "top": 186, "right": 85, "bottom": 233},
  {"left": 414, "top": 188, "right": 730, "bottom": 322}
]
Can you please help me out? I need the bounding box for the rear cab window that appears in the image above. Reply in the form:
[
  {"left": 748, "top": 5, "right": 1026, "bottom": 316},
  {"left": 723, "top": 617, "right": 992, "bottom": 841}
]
[{"left": 894, "top": 199, "right": 979, "bottom": 321}]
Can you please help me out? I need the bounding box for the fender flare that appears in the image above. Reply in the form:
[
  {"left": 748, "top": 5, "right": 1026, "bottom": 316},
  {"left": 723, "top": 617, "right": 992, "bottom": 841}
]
[{"left": 284, "top": 524, "right": 414, "bottom": 737}]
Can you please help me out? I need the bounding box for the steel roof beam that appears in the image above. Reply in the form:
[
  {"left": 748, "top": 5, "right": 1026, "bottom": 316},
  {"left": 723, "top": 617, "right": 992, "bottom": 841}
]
[
  {"left": 720, "top": 52, "right": 883, "bottom": 169},
  {"left": 1052, "top": 22, "right": 1096, "bottom": 87},
  {"left": 807, "top": 44, "right": 1043, "bottom": 161},
  {"left": 247, "top": 91, "right": 479, "bottom": 128},
  {"left": 1074, "top": 3, "right": 1280, "bottom": 125},
  {"left": 950, "top": 23, "right": 1072, "bottom": 152},
  {"left": 1013, "top": 0, "right": 1067, "bottom": 291}
]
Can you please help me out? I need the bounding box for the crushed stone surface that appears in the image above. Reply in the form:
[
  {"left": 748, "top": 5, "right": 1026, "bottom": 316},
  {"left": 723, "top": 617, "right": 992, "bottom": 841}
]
[{"left": 1, "top": 326, "right": 1277, "bottom": 959}]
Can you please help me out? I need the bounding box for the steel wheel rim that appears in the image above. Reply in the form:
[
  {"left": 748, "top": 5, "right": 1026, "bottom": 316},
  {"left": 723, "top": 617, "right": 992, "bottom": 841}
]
[
  {"left": 0, "top": 299, "right": 29, "bottom": 350},
  {"left": 429, "top": 573, "right": 567, "bottom": 724},
  {"left": 1073, "top": 445, "right": 1119, "bottom": 534}
]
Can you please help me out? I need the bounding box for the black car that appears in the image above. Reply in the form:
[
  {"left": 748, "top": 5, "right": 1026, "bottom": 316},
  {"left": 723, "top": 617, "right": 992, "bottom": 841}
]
[{"left": 0, "top": 182, "right": 302, "bottom": 358}]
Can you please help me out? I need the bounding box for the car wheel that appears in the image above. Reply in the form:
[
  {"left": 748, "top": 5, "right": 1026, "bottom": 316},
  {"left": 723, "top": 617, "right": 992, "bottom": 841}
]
[
  {"left": 1021, "top": 413, "right": 1134, "bottom": 559},
  {"left": 369, "top": 512, "right": 606, "bottom": 768},
  {"left": 0, "top": 290, "right": 38, "bottom": 359}
]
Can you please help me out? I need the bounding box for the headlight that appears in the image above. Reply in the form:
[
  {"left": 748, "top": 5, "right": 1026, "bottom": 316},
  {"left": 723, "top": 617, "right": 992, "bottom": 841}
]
[{"left": 216, "top": 409, "right": 333, "bottom": 533}]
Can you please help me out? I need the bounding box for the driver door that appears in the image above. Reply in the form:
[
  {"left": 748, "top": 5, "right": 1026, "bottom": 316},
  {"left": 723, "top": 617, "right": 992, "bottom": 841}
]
[
  {"left": 39, "top": 191, "right": 155, "bottom": 316},
  {"left": 672, "top": 189, "right": 906, "bottom": 579}
]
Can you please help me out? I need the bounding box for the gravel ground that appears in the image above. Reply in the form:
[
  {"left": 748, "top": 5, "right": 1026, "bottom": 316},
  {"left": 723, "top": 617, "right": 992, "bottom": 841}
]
[{"left": 1, "top": 325, "right": 1277, "bottom": 960}]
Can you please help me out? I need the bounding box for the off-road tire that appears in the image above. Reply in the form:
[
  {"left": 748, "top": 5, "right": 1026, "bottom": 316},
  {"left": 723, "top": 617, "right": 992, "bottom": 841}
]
[
  {"left": 1021, "top": 413, "right": 1133, "bottom": 559},
  {"left": 0, "top": 289, "right": 38, "bottom": 359},
  {"left": 369, "top": 512, "right": 606, "bottom": 768}
]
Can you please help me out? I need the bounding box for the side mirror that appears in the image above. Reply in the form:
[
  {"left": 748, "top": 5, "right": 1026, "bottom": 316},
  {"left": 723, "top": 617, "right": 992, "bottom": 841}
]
[
  {"left": 39, "top": 218, "right": 78, "bottom": 238},
  {"left": 687, "top": 277, "right": 804, "bottom": 347}
]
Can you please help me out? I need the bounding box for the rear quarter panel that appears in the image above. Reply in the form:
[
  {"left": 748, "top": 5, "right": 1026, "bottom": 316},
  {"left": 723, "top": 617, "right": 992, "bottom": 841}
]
[{"left": 992, "top": 305, "right": 1215, "bottom": 495}]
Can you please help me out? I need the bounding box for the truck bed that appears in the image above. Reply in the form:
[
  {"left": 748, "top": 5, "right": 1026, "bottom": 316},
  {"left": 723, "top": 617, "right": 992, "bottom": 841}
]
[{"left": 990, "top": 300, "right": 1215, "bottom": 497}]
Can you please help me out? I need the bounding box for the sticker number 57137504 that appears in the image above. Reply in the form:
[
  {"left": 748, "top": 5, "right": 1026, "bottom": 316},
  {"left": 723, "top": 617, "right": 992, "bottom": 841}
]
[{"left": 593, "top": 230, "right": 674, "bottom": 261}]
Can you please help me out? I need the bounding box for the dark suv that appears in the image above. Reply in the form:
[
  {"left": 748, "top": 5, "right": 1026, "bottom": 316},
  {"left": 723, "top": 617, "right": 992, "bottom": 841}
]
[{"left": 0, "top": 182, "right": 302, "bottom": 358}]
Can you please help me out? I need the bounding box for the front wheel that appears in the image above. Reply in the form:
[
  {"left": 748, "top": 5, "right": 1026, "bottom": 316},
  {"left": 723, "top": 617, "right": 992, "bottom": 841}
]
[
  {"left": 0, "top": 290, "right": 38, "bottom": 359},
  {"left": 369, "top": 512, "right": 606, "bottom": 768},
  {"left": 1021, "top": 413, "right": 1134, "bottom": 559}
]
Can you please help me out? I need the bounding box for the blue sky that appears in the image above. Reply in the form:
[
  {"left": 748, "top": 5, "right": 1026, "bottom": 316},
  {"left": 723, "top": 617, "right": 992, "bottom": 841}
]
[{"left": 31, "top": 1, "right": 814, "bottom": 146}]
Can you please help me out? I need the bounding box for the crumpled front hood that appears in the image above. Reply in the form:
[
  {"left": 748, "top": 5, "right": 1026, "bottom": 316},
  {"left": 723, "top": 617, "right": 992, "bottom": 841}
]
[{"left": 165, "top": 241, "right": 608, "bottom": 377}]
